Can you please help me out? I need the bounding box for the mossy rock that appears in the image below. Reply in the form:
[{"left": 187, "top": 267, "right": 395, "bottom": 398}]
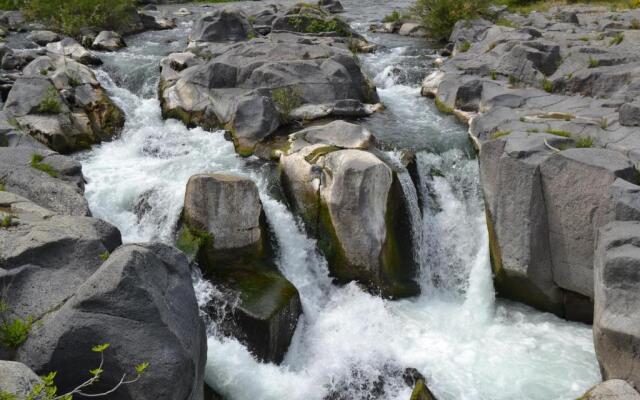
[{"left": 410, "top": 379, "right": 437, "bottom": 400}]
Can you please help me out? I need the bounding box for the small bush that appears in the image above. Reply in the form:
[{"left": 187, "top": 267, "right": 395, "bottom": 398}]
[
  {"left": 542, "top": 78, "right": 553, "bottom": 93},
  {"left": 37, "top": 88, "right": 62, "bottom": 114},
  {"left": 412, "top": 0, "right": 490, "bottom": 41},
  {"left": 0, "top": 317, "right": 32, "bottom": 348},
  {"left": 272, "top": 86, "right": 303, "bottom": 123},
  {"left": 383, "top": 10, "right": 402, "bottom": 23},
  {"left": 30, "top": 154, "right": 59, "bottom": 178},
  {"left": 459, "top": 41, "right": 471, "bottom": 52}
]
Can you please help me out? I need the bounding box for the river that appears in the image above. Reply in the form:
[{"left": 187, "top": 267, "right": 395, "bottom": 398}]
[{"left": 77, "top": 1, "right": 601, "bottom": 399}]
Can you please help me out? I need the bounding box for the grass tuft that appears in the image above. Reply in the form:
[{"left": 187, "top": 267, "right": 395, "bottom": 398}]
[{"left": 30, "top": 154, "right": 59, "bottom": 178}]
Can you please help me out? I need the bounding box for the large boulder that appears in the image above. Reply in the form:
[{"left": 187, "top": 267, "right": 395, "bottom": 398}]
[
  {"left": 620, "top": 102, "right": 640, "bottom": 127},
  {"left": 15, "top": 244, "right": 207, "bottom": 400},
  {"left": 178, "top": 173, "right": 301, "bottom": 364},
  {"left": 160, "top": 39, "right": 378, "bottom": 155},
  {"left": 0, "top": 361, "right": 42, "bottom": 397},
  {"left": 190, "top": 8, "right": 255, "bottom": 43},
  {"left": 280, "top": 122, "right": 420, "bottom": 298},
  {"left": 46, "top": 38, "right": 101, "bottom": 66},
  {"left": 540, "top": 148, "right": 636, "bottom": 298},
  {"left": 4, "top": 55, "right": 124, "bottom": 153},
  {"left": 580, "top": 380, "right": 640, "bottom": 400},
  {"left": 0, "top": 191, "right": 122, "bottom": 328},
  {"left": 594, "top": 221, "right": 640, "bottom": 389},
  {"left": 181, "top": 173, "right": 266, "bottom": 266},
  {"left": 0, "top": 147, "right": 90, "bottom": 216}
]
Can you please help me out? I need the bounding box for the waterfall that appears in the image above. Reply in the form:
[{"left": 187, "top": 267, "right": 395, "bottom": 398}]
[{"left": 77, "top": 11, "right": 600, "bottom": 400}]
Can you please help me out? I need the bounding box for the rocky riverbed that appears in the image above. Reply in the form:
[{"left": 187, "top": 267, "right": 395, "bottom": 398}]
[{"left": 0, "top": 0, "right": 639, "bottom": 399}]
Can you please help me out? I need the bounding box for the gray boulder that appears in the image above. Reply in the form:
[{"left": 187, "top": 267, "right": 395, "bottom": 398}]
[
  {"left": 181, "top": 173, "right": 265, "bottom": 265},
  {"left": 177, "top": 174, "right": 301, "bottom": 364},
  {"left": 580, "top": 380, "right": 640, "bottom": 400},
  {"left": 319, "top": 0, "right": 344, "bottom": 13},
  {"left": 594, "top": 222, "right": 640, "bottom": 389},
  {"left": 0, "top": 361, "right": 42, "bottom": 397},
  {"left": 610, "top": 179, "right": 640, "bottom": 221},
  {"left": 540, "top": 148, "right": 636, "bottom": 298},
  {"left": 27, "top": 30, "right": 61, "bottom": 46},
  {"left": 190, "top": 9, "right": 255, "bottom": 43},
  {"left": 92, "top": 31, "right": 126, "bottom": 52},
  {"left": 280, "top": 124, "right": 420, "bottom": 298},
  {"left": 620, "top": 102, "right": 640, "bottom": 126},
  {"left": 16, "top": 244, "right": 206, "bottom": 400},
  {"left": 0, "top": 147, "right": 90, "bottom": 216},
  {"left": 0, "top": 191, "right": 121, "bottom": 327}
]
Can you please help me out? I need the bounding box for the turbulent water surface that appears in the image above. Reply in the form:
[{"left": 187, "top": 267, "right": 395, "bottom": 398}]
[{"left": 78, "top": 1, "right": 601, "bottom": 399}]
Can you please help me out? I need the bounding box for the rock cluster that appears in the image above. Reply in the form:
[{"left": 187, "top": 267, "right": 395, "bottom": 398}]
[
  {"left": 160, "top": 5, "right": 379, "bottom": 156},
  {"left": 422, "top": 4, "right": 640, "bottom": 395}
]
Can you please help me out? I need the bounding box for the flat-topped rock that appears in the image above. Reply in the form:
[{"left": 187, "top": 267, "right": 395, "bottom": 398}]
[{"left": 580, "top": 380, "right": 640, "bottom": 400}]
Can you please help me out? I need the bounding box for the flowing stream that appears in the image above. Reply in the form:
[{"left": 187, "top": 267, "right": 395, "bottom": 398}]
[{"left": 77, "top": 2, "right": 601, "bottom": 399}]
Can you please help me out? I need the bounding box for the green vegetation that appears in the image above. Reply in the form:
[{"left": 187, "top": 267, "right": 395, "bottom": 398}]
[
  {"left": 434, "top": 96, "right": 454, "bottom": 113},
  {"left": 99, "top": 251, "right": 110, "bottom": 262},
  {"left": 545, "top": 128, "right": 572, "bottom": 137},
  {"left": 508, "top": 75, "right": 519, "bottom": 86},
  {"left": 490, "top": 69, "right": 498, "bottom": 80},
  {"left": 491, "top": 130, "right": 512, "bottom": 139},
  {"left": 37, "top": 88, "right": 62, "bottom": 115},
  {"left": 588, "top": 56, "right": 600, "bottom": 68},
  {"left": 412, "top": 0, "right": 490, "bottom": 40},
  {"left": 30, "top": 154, "right": 59, "bottom": 178},
  {"left": 496, "top": 17, "right": 518, "bottom": 27},
  {"left": 382, "top": 10, "right": 402, "bottom": 23},
  {"left": 610, "top": 32, "right": 624, "bottom": 45},
  {"left": 575, "top": 136, "right": 594, "bottom": 147},
  {"left": 497, "top": 0, "right": 640, "bottom": 14},
  {"left": 1, "top": 214, "right": 13, "bottom": 228},
  {"left": 272, "top": 86, "right": 303, "bottom": 123},
  {"left": 0, "top": 342, "right": 149, "bottom": 399},
  {"left": 631, "top": 17, "right": 640, "bottom": 29},
  {"left": 176, "top": 225, "right": 212, "bottom": 261},
  {"left": 15, "top": 0, "right": 135, "bottom": 37},
  {"left": 600, "top": 117, "right": 609, "bottom": 129},
  {"left": 459, "top": 41, "right": 471, "bottom": 52},
  {"left": 0, "top": 300, "right": 32, "bottom": 349},
  {"left": 542, "top": 78, "right": 553, "bottom": 93}
]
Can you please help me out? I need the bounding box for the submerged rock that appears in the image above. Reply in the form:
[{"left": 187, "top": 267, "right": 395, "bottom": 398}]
[
  {"left": 16, "top": 243, "right": 207, "bottom": 400},
  {"left": 594, "top": 221, "right": 640, "bottom": 389},
  {"left": 280, "top": 121, "right": 420, "bottom": 298},
  {"left": 178, "top": 173, "right": 301, "bottom": 364}
]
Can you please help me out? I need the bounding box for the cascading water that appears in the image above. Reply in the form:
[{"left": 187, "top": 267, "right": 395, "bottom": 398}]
[{"left": 78, "top": 3, "right": 601, "bottom": 399}]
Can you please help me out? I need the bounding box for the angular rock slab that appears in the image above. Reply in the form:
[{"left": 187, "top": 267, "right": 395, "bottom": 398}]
[
  {"left": 540, "top": 148, "right": 636, "bottom": 298},
  {"left": 594, "top": 221, "right": 640, "bottom": 389},
  {"left": 16, "top": 244, "right": 206, "bottom": 400},
  {"left": 0, "top": 361, "right": 42, "bottom": 397}
]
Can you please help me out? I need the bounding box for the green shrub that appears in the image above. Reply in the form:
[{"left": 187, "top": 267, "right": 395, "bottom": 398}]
[
  {"left": 1, "top": 215, "right": 12, "bottom": 228},
  {"left": 459, "top": 41, "right": 471, "bottom": 52},
  {"left": 383, "top": 10, "right": 402, "bottom": 23},
  {"left": 0, "top": 0, "right": 23, "bottom": 10},
  {"left": 0, "top": 317, "right": 32, "bottom": 348},
  {"left": 37, "top": 88, "right": 62, "bottom": 114},
  {"left": 20, "top": 0, "right": 135, "bottom": 36},
  {"left": 272, "top": 86, "right": 303, "bottom": 123},
  {"left": 575, "top": 137, "right": 594, "bottom": 148},
  {"left": 412, "top": 0, "right": 490, "bottom": 41},
  {"left": 30, "top": 154, "right": 59, "bottom": 178},
  {"left": 542, "top": 78, "right": 553, "bottom": 93}
]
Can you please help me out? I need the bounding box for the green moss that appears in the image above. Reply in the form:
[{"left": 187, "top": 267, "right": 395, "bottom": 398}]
[
  {"left": 491, "top": 130, "right": 511, "bottom": 139},
  {"left": 29, "top": 154, "right": 59, "bottom": 177},
  {"left": 434, "top": 96, "right": 453, "bottom": 114},
  {"left": 545, "top": 128, "right": 571, "bottom": 138},
  {"left": 176, "top": 224, "right": 212, "bottom": 263}
]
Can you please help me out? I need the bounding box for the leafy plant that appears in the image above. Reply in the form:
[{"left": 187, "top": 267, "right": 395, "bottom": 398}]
[
  {"left": 0, "top": 300, "right": 32, "bottom": 349},
  {"left": 37, "top": 88, "right": 61, "bottom": 115},
  {"left": 412, "top": 0, "right": 490, "bottom": 41},
  {"left": 30, "top": 154, "right": 59, "bottom": 178},
  {"left": 272, "top": 86, "right": 303, "bottom": 123}
]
